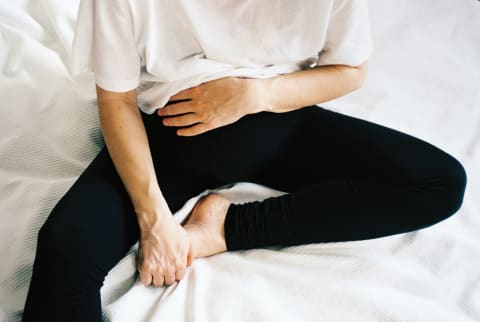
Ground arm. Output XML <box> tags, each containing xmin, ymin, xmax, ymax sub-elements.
<box><xmin>96</xmin><ymin>85</ymin><xmax>168</xmax><ymax>228</ymax></box>
<box><xmin>96</xmin><ymin>86</ymin><xmax>193</xmax><ymax>287</ymax></box>
<box><xmin>255</xmin><ymin>59</ymin><xmax>369</xmax><ymax>113</ymax></box>
<box><xmin>97</xmin><ymin>86</ymin><xmax>170</xmax><ymax>225</ymax></box>
<box><xmin>158</xmin><ymin>60</ymin><xmax>368</xmax><ymax>136</ymax></box>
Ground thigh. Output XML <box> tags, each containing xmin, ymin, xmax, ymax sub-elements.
<box><xmin>249</xmin><ymin>105</ymin><xmax>461</xmax><ymax>191</ymax></box>
<box><xmin>141</xmin><ymin>107</ymin><xmax>306</xmax><ymax>187</ymax></box>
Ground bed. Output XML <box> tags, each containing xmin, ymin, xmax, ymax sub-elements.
<box><xmin>1</xmin><ymin>0</ymin><xmax>479</xmax><ymax>321</ymax></box>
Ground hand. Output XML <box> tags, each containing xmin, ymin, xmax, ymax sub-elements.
<box><xmin>136</xmin><ymin>216</ymin><xmax>194</xmax><ymax>287</ymax></box>
<box><xmin>157</xmin><ymin>77</ymin><xmax>262</xmax><ymax>136</ymax></box>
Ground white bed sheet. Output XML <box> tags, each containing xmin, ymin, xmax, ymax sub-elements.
<box><xmin>1</xmin><ymin>0</ymin><xmax>479</xmax><ymax>321</ymax></box>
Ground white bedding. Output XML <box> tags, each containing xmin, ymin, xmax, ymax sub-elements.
<box><xmin>1</xmin><ymin>0</ymin><xmax>479</xmax><ymax>321</ymax></box>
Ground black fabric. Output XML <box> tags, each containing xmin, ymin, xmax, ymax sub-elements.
<box><xmin>22</xmin><ymin>105</ymin><xmax>467</xmax><ymax>321</ymax></box>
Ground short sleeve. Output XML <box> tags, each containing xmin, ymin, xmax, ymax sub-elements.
<box><xmin>317</xmin><ymin>0</ymin><xmax>373</xmax><ymax>67</ymax></box>
<box><xmin>70</xmin><ymin>0</ymin><xmax>141</xmax><ymax>92</ymax></box>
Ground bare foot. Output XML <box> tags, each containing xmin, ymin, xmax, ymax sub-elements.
<box><xmin>182</xmin><ymin>193</ymin><xmax>231</xmax><ymax>259</ymax></box>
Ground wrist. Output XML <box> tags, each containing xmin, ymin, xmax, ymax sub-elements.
<box><xmin>250</xmin><ymin>77</ymin><xmax>274</xmax><ymax>113</ymax></box>
<box><xmin>135</xmin><ymin>200</ymin><xmax>173</xmax><ymax>233</ymax></box>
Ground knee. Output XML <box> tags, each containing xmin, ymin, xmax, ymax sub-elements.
<box><xmin>430</xmin><ymin>154</ymin><xmax>467</xmax><ymax>220</ymax></box>
<box><xmin>442</xmin><ymin>154</ymin><xmax>467</xmax><ymax>213</ymax></box>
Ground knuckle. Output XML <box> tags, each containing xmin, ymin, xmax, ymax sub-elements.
<box><xmin>156</xmin><ymin>262</ymin><xmax>165</xmax><ymax>272</ymax></box>
<box><xmin>143</xmin><ymin>262</ymin><xmax>154</xmax><ymax>271</ymax></box>
<box><xmin>161</xmin><ymin>266</ymin><xmax>171</xmax><ymax>277</ymax></box>
<box><xmin>168</xmin><ymin>264</ymin><xmax>178</xmax><ymax>275</ymax></box>
<box><xmin>174</xmin><ymin>259</ymin><xmax>184</xmax><ymax>269</ymax></box>
<box><xmin>174</xmin><ymin>268</ymin><xmax>184</xmax><ymax>278</ymax></box>
<box><xmin>176</xmin><ymin>271</ymin><xmax>185</xmax><ymax>281</ymax></box>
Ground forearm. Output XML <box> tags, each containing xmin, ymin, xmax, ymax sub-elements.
<box><xmin>97</xmin><ymin>88</ymin><xmax>171</xmax><ymax>231</ymax></box>
<box><xmin>254</xmin><ymin>62</ymin><xmax>368</xmax><ymax>113</ymax></box>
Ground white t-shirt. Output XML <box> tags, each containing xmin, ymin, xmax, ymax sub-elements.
<box><xmin>70</xmin><ymin>0</ymin><xmax>373</xmax><ymax>114</ymax></box>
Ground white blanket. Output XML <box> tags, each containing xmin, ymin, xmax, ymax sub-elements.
<box><xmin>1</xmin><ymin>0</ymin><xmax>479</xmax><ymax>321</ymax></box>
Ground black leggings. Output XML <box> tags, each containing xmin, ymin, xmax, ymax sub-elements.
<box><xmin>22</xmin><ymin>105</ymin><xmax>467</xmax><ymax>321</ymax></box>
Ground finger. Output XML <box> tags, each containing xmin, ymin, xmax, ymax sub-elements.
<box><xmin>177</xmin><ymin>122</ymin><xmax>212</xmax><ymax>136</ymax></box>
<box><xmin>162</xmin><ymin>113</ymin><xmax>201</xmax><ymax>127</ymax></box>
<box><xmin>163</xmin><ymin>266</ymin><xmax>176</xmax><ymax>286</ymax></box>
<box><xmin>138</xmin><ymin>267</ymin><xmax>153</xmax><ymax>286</ymax></box>
<box><xmin>157</xmin><ymin>101</ymin><xmax>193</xmax><ymax>117</ymax></box>
<box><xmin>165</xmin><ymin>98</ymin><xmax>190</xmax><ymax>106</ymax></box>
<box><xmin>175</xmin><ymin>265</ymin><xmax>186</xmax><ymax>281</ymax></box>
<box><xmin>169</xmin><ymin>87</ymin><xmax>197</xmax><ymax>101</ymax></box>
<box><xmin>152</xmin><ymin>267</ymin><xmax>165</xmax><ymax>287</ymax></box>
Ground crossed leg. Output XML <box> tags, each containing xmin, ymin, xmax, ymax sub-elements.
<box><xmin>145</xmin><ymin>104</ymin><xmax>466</xmax><ymax>252</ymax></box>
<box><xmin>22</xmin><ymin>105</ymin><xmax>467</xmax><ymax>321</ymax></box>
<box><xmin>219</xmin><ymin>106</ymin><xmax>467</xmax><ymax>250</ymax></box>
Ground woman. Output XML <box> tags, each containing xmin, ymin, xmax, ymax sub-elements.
<box><xmin>22</xmin><ymin>0</ymin><xmax>467</xmax><ymax>321</ymax></box>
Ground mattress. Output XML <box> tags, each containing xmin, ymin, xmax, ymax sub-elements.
<box><xmin>0</xmin><ymin>0</ymin><xmax>479</xmax><ymax>321</ymax></box>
